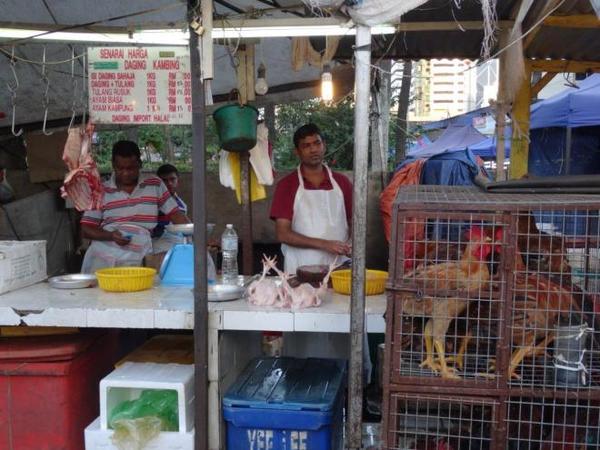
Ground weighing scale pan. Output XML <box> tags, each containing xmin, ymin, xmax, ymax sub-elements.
<box><xmin>49</xmin><ymin>274</ymin><xmax>97</xmax><ymax>289</ymax></box>
<box><xmin>165</xmin><ymin>223</ymin><xmax>215</xmax><ymax>236</ymax></box>
<box><xmin>208</xmin><ymin>283</ymin><xmax>245</xmax><ymax>302</ymax></box>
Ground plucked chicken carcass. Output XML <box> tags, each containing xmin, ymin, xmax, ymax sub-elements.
<box><xmin>266</xmin><ymin>258</ymin><xmax>338</xmax><ymax>310</ymax></box>
<box><xmin>401</xmin><ymin>225</ymin><xmax>495</xmax><ymax>379</ymax></box>
<box><xmin>60</xmin><ymin>123</ymin><xmax>104</xmax><ymax>211</ymax></box>
<box><xmin>247</xmin><ymin>255</ymin><xmax>286</xmax><ymax>307</ymax></box>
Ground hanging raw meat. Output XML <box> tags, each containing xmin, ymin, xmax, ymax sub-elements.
<box><xmin>60</xmin><ymin>124</ymin><xmax>104</xmax><ymax>211</ymax></box>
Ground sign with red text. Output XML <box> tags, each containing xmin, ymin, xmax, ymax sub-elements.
<box><xmin>88</xmin><ymin>47</ymin><xmax>191</xmax><ymax>125</ymax></box>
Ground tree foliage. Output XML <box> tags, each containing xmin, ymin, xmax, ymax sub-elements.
<box><xmin>273</xmin><ymin>98</ymin><xmax>355</xmax><ymax>170</ymax></box>
<box><xmin>93</xmin><ymin>97</ymin><xmax>358</xmax><ymax>172</ymax></box>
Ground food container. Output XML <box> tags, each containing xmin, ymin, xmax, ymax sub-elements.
<box><xmin>330</xmin><ymin>269</ymin><xmax>388</xmax><ymax>295</ymax></box>
<box><xmin>95</xmin><ymin>267</ymin><xmax>156</xmax><ymax>292</ymax></box>
<box><xmin>296</xmin><ymin>264</ymin><xmax>330</xmax><ymax>287</ymax></box>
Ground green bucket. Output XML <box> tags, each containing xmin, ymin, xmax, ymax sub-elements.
<box><xmin>212</xmin><ymin>104</ymin><xmax>259</xmax><ymax>152</ymax></box>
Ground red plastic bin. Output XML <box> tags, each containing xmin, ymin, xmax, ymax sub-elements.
<box><xmin>0</xmin><ymin>330</ymin><xmax>119</xmax><ymax>450</ymax></box>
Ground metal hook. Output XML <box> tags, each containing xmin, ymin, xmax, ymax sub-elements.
<box><xmin>6</xmin><ymin>47</ymin><xmax>23</xmax><ymax>137</ymax></box>
<box><xmin>80</xmin><ymin>51</ymin><xmax>87</xmax><ymax>126</ymax></box>
<box><xmin>68</xmin><ymin>48</ymin><xmax>78</xmax><ymax>132</ymax></box>
<box><xmin>41</xmin><ymin>46</ymin><xmax>53</xmax><ymax>136</ymax></box>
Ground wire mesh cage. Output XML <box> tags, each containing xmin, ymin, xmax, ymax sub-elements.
<box><xmin>506</xmin><ymin>397</ymin><xmax>600</xmax><ymax>449</ymax></box>
<box><xmin>383</xmin><ymin>392</ymin><xmax>498</xmax><ymax>450</ymax></box>
<box><xmin>386</xmin><ymin>186</ymin><xmax>600</xmax><ymax>388</ymax></box>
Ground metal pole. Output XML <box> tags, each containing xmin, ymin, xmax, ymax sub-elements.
<box><xmin>240</xmin><ymin>151</ymin><xmax>253</xmax><ymax>275</ymax></box>
<box><xmin>347</xmin><ymin>24</ymin><xmax>371</xmax><ymax>450</ymax></box>
<box><xmin>189</xmin><ymin>2</ymin><xmax>208</xmax><ymax>449</ymax></box>
<box><xmin>565</xmin><ymin>127</ymin><xmax>572</xmax><ymax>175</ymax></box>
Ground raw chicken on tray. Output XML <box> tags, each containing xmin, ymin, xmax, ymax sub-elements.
<box><xmin>60</xmin><ymin>123</ymin><xmax>104</xmax><ymax>211</ymax></box>
<box><xmin>246</xmin><ymin>255</ymin><xmax>338</xmax><ymax>309</ymax></box>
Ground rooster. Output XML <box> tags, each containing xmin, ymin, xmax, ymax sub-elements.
<box><xmin>401</xmin><ymin>225</ymin><xmax>494</xmax><ymax>379</ymax></box>
<box><xmin>516</xmin><ymin>212</ymin><xmax>571</xmax><ymax>278</ymax></box>
<box><xmin>490</xmin><ymin>228</ymin><xmax>585</xmax><ymax>379</ymax></box>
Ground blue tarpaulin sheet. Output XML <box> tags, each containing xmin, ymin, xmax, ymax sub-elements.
<box><xmin>399</xmin><ymin>125</ymin><xmax>484</xmax><ymax>186</ymax></box>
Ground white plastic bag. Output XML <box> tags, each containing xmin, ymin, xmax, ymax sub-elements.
<box><xmin>249</xmin><ymin>123</ymin><xmax>274</xmax><ymax>186</ymax></box>
<box><xmin>219</xmin><ymin>150</ymin><xmax>235</xmax><ymax>189</ymax></box>
<box><xmin>81</xmin><ymin>224</ymin><xmax>153</xmax><ymax>273</ymax></box>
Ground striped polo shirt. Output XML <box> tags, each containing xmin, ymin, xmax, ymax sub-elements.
<box><xmin>81</xmin><ymin>174</ymin><xmax>179</xmax><ymax>231</ymax></box>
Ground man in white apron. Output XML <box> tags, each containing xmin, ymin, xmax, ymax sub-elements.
<box><xmin>270</xmin><ymin>123</ymin><xmax>352</xmax><ymax>273</ymax></box>
<box><xmin>270</xmin><ymin>124</ymin><xmax>372</xmax><ymax>382</ymax></box>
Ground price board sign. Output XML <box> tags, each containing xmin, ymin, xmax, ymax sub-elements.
<box><xmin>88</xmin><ymin>47</ymin><xmax>192</xmax><ymax>125</ymax></box>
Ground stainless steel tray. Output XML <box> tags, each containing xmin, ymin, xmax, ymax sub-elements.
<box><xmin>165</xmin><ymin>223</ymin><xmax>215</xmax><ymax>236</ymax></box>
<box><xmin>207</xmin><ymin>283</ymin><xmax>245</xmax><ymax>302</ymax></box>
<box><xmin>49</xmin><ymin>274</ymin><xmax>97</xmax><ymax>289</ymax></box>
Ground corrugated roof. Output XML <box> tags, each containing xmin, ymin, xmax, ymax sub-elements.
<box><xmin>0</xmin><ymin>0</ymin><xmax>598</xmax><ymax>130</ymax></box>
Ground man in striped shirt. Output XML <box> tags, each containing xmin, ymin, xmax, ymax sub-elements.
<box><xmin>81</xmin><ymin>141</ymin><xmax>189</xmax><ymax>246</ymax></box>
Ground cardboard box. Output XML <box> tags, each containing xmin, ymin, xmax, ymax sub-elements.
<box><xmin>0</xmin><ymin>241</ymin><xmax>47</xmax><ymax>295</ymax></box>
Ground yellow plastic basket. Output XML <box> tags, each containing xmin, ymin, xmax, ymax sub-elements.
<box><xmin>95</xmin><ymin>267</ymin><xmax>156</xmax><ymax>292</ymax></box>
<box><xmin>330</xmin><ymin>269</ymin><xmax>388</xmax><ymax>295</ymax></box>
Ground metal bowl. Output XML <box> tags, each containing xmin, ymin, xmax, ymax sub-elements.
<box><xmin>208</xmin><ymin>283</ymin><xmax>245</xmax><ymax>302</ymax></box>
<box><xmin>49</xmin><ymin>274</ymin><xmax>97</xmax><ymax>289</ymax></box>
<box><xmin>165</xmin><ymin>223</ymin><xmax>216</xmax><ymax>237</ymax></box>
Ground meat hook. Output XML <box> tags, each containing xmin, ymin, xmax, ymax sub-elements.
<box><xmin>41</xmin><ymin>46</ymin><xmax>53</xmax><ymax>136</ymax></box>
<box><xmin>6</xmin><ymin>47</ymin><xmax>23</xmax><ymax>137</ymax></box>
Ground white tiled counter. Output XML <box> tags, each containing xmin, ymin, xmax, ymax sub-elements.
<box><xmin>0</xmin><ymin>282</ymin><xmax>386</xmax><ymax>449</ymax></box>
<box><xmin>0</xmin><ymin>282</ymin><xmax>386</xmax><ymax>333</ymax></box>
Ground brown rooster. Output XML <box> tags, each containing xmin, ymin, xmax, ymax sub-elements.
<box><xmin>401</xmin><ymin>225</ymin><xmax>494</xmax><ymax>379</ymax></box>
<box><xmin>508</xmin><ymin>253</ymin><xmax>584</xmax><ymax>379</ymax></box>
<box><xmin>493</xmin><ymin>228</ymin><xmax>584</xmax><ymax>379</ymax></box>
<box><xmin>516</xmin><ymin>212</ymin><xmax>571</xmax><ymax>278</ymax></box>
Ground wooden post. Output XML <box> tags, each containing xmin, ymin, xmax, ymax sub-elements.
<box><xmin>509</xmin><ymin>61</ymin><xmax>532</xmax><ymax>180</ymax></box>
<box><xmin>235</xmin><ymin>44</ymin><xmax>255</xmax><ymax>275</ymax></box>
<box><xmin>371</xmin><ymin>59</ymin><xmax>391</xmax><ymax>177</ymax></box>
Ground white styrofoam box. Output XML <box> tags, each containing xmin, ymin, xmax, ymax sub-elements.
<box><xmin>100</xmin><ymin>362</ymin><xmax>194</xmax><ymax>433</ymax></box>
<box><xmin>0</xmin><ymin>240</ymin><xmax>46</xmax><ymax>294</ymax></box>
<box><xmin>85</xmin><ymin>416</ymin><xmax>194</xmax><ymax>450</ymax></box>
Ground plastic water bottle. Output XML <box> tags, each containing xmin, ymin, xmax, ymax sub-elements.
<box><xmin>221</xmin><ymin>224</ymin><xmax>239</xmax><ymax>284</ymax></box>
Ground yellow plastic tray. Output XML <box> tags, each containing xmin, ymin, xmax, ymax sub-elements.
<box><xmin>330</xmin><ymin>269</ymin><xmax>388</xmax><ymax>295</ymax></box>
<box><xmin>95</xmin><ymin>267</ymin><xmax>156</xmax><ymax>292</ymax></box>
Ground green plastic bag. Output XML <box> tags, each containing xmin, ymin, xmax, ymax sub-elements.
<box><xmin>109</xmin><ymin>389</ymin><xmax>179</xmax><ymax>450</ymax></box>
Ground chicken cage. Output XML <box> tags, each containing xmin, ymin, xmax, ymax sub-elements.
<box><xmin>384</xmin><ymin>186</ymin><xmax>600</xmax><ymax>391</ymax></box>
<box><xmin>506</xmin><ymin>396</ymin><xmax>600</xmax><ymax>449</ymax></box>
<box><xmin>383</xmin><ymin>391</ymin><xmax>499</xmax><ymax>450</ymax></box>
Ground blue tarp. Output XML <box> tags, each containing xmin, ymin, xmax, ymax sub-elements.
<box><xmin>529</xmin><ymin>126</ymin><xmax>600</xmax><ymax>176</ymax></box>
<box><xmin>400</xmin><ymin>125</ymin><xmax>485</xmax><ymax>187</ymax></box>
<box><xmin>420</xmin><ymin>106</ymin><xmax>493</xmax><ymax>131</ymax></box>
<box><xmin>468</xmin><ymin>128</ymin><xmax>512</xmax><ymax>159</ymax></box>
<box><xmin>407</xmin><ymin>124</ymin><xmax>487</xmax><ymax>159</ymax></box>
<box><xmin>531</xmin><ymin>74</ymin><xmax>600</xmax><ymax>129</ymax></box>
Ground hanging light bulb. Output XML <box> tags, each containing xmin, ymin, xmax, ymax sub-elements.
<box><xmin>254</xmin><ymin>63</ymin><xmax>269</xmax><ymax>96</ymax></box>
<box><xmin>321</xmin><ymin>64</ymin><xmax>333</xmax><ymax>102</ymax></box>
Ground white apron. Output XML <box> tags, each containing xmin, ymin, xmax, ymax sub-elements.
<box><xmin>282</xmin><ymin>165</ymin><xmax>349</xmax><ymax>273</ymax></box>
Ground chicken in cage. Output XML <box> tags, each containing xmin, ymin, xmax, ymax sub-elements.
<box><xmin>507</xmin><ymin>397</ymin><xmax>600</xmax><ymax>450</ymax></box>
<box><xmin>384</xmin><ymin>393</ymin><xmax>495</xmax><ymax>450</ymax></box>
<box><xmin>390</xmin><ymin>216</ymin><xmax>505</xmax><ymax>381</ymax></box>
<box><xmin>387</xmin><ymin>186</ymin><xmax>600</xmax><ymax>385</ymax></box>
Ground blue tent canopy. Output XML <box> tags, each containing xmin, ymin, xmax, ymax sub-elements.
<box><xmin>468</xmin><ymin>128</ymin><xmax>512</xmax><ymax>159</ymax></box>
<box><xmin>531</xmin><ymin>74</ymin><xmax>600</xmax><ymax>129</ymax></box>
